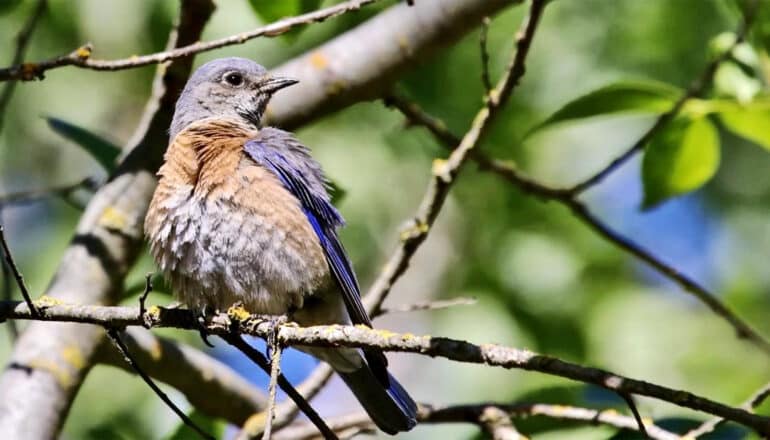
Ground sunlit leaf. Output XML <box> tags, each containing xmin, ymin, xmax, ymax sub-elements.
<box><xmin>719</xmin><ymin>107</ymin><xmax>770</xmax><ymax>151</ymax></box>
<box><xmin>642</xmin><ymin>117</ymin><xmax>720</xmax><ymax>209</ymax></box>
<box><xmin>47</xmin><ymin>117</ymin><xmax>120</xmax><ymax>173</ymax></box>
<box><xmin>530</xmin><ymin>80</ymin><xmax>681</xmax><ymax>134</ymax></box>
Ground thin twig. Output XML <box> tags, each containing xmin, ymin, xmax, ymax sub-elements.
<box><xmin>566</xmin><ymin>0</ymin><xmax>760</xmax><ymax>195</ymax></box>
<box><xmin>686</xmin><ymin>381</ymin><xmax>770</xmax><ymax>438</ymax></box>
<box><xmin>264</xmin><ymin>338</ymin><xmax>283</xmax><ymax>440</ymax></box>
<box><xmin>263</xmin><ymin>364</ymin><xmax>336</xmax><ymax>436</ymax></box>
<box><xmin>566</xmin><ymin>200</ymin><xmax>770</xmax><ymax>353</ymax></box>
<box><xmin>273</xmin><ymin>402</ymin><xmax>681</xmax><ymax>440</ymax></box>
<box><xmin>364</xmin><ymin>0</ymin><xmax>548</xmax><ymax>314</ymax></box>
<box><xmin>0</xmin><ymin>0</ymin><xmax>384</xmax><ymax>82</ymax></box>
<box><xmin>422</xmin><ymin>402</ymin><xmax>680</xmax><ymax>440</ymax></box>
<box><xmin>620</xmin><ymin>393</ymin><xmax>648</xmax><ymax>438</ymax></box>
<box><xmin>105</xmin><ymin>328</ymin><xmax>214</xmax><ymax>440</ymax></box>
<box><xmin>4</xmin><ymin>302</ymin><xmax>770</xmax><ymax>436</ymax></box>
<box><xmin>95</xmin><ymin>327</ymin><xmax>268</xmax><ymax>426</ymax></box>
<box><xmin>0</xmin><ymin>178</ymin><xmax>96</xmax><ymax>206</ymax></box>
<box><xmin>479</xmin><ymin>16</ymin><xmax>493</xmax><ymax>95</ymax></box>
<box><xmin>376</xmin><ymin>296</ymin><xmax>477</xmax><ymax>315</ymax></box>
<box><xmin>0</xmin><ymin>226</ymin><xmax>38</xmax><ymax>316</ymax></box>
<box><xmin>478</xmin><ymin>406</ymin><xmax>528</xmax><ymax>439</ymax></box>
<box><xmin>384</xmin><ymin>91</ymin><xmax>770</xmax><ymax>354</ymax></box>
<box><xmin>0</xmin><ymin>0</ymin><xmax>47</xmax><ymax>131</ymax></box>
<box><xmin>0</xmin><ymin>206</ymin><xmax>16</xmax><ymax>341</ymax></box>
<box><xmin>138</xmin><ymin>273</ymin><xmax>153</xmax><ymax>326</ymax></box>
<box><xmin>222</xmin><ymin>333</ymin><xmax>339</xmax><ymax>440</ymax></box>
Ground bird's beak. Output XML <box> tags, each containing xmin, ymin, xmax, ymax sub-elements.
<box><xmin>260</xmin><ymin>76</ymin><xmax>299</xmax><ymax>94</ymax></box>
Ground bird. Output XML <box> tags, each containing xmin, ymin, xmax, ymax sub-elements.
<box><xmin>144</xmin><ymin>57</ymin><xmax>417</xmax><ymax>435</ymax></box>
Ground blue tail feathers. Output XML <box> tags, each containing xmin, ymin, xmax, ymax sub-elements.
<box><xmin>338</xmin><ymin>365</ymin><xmax>417</xmax><ymax>435</ymax></box>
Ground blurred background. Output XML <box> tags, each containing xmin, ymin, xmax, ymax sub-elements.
<box><xmin>1</xmin><ymin>0</ymin><xmax>770</xmax><ymax>438</ymax></box>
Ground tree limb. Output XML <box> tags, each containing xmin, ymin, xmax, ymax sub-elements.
<box><xmin>364</xmin><ymin>0</ymin><xmax>546</xmax><ymax>314</ymax></box>
<box><xmin>266</xmin><ymin>0</ymin><xmax>521</xmax><ymax>130</ymax></box>
<box><xmin>384</xmin><ymin>89</ymin><xmax>770</xmax><ymax>354</ymax></box>
<box><xmin>0</xmin><ymin>0</ymin><xmax>385</xmax><ymax>82</ymax></box>
<box><xmin>2</xmin><ymin>301</ymin><xmax>769</xmax><ymax>435</ymax></box>
<box><xmin>0</xmin><ymin>0</ymin><xmax>47</xmax><ymax>130</ymax></box>
<box><xmin>273</xmin><ymin>400</ymin><xmax>683</xmax><ymax>440</ymax></box>
<box><xmin>0</xmin><ymin>1</ymin><xmax>216</xmax><ymax>437</ymax></box>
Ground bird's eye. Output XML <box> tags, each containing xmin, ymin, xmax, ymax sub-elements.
<box><xmin>224</xmin><ymin>72</ymin><xmax>244</xmax><ymax>86</ymax></box>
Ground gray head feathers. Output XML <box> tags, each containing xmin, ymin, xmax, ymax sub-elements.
<box><xmin>169</xmin><ymin>57</ymin><xmax>297</xmax><ymax>140</ymax></box>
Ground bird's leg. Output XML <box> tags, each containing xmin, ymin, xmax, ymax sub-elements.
<box><xmin>264</xmin><ymin>314</ymin><xmax>288</xmax><ymax>359</ymax></box>
<box><xmin>195</xmin><ymin>305</ymin><xmax>216</xmax><ymax>348</ymax></box>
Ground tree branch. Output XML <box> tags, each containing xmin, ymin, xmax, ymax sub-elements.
<box><xmin>222</xmin><ymin>333</ymin><xmax>338</xmax><ymax>440</ymax></box>
<box><xmin>236</xmin><ymin>296</ymin><xmax>477</xmax><ymax>437</ymax></box>
<box><xmin>477</xmin><ymin>406</ymin><xmax>529</xmax><ymax>440</ymax></box>
<box><xmin>364</xmin><ymin>0</ymin><xmax>547</xmax><ymax>314</ymax></box>
<box><xmin>2</xmin><ymin>301</ymin><xmax>769</xmax><ymax>435</ymax></box>
<box><xmin>421</xmin><ymin>402</ymin><xmax>679</xmax><ymax>440</ymax></box>
<box><xmin>0</xmin><ymin>1</ymin><xmax>216</xmax><ymax>437</ymax></box>
<box><xmin>0</xmin><ymin>177</ymin><xmax>97</xmax><ymax>206</ymax></box>
<box><xmin>0</xmin><ymin>0</ymin><xmax>47</xmax><ymax>130</ymax></box>
<box><xmin>384</xmin><ymin>91</ymin><xmax>770</xmax><ymax>354</ymax></box>
<box><xmin>0</xmin><ymin>226</ymin><xmax>38</xmax><ymax>316</ymax></box>
<box><xmin>0</xmin><ymin>0</ymin><xmax>385</xmax><ymax>82</ymax></box>
<box><xmin>244</xmin><ymin>401</ymin><xmax>687</xmax><ymax>440</ymax></box>
<box><xmin>685</xmin><ymin>380</ymin><xmax>770</xmax><ymax>438</ymax></box>
<box><xmin>265</xmin><ymin>0</ymin><xmax>521</xmax><ymax>130</ymax></box>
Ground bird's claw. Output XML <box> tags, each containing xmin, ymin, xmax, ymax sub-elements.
<box><xmin>264</xmin><ymin>314</ymin><xmax>288</xmax><ymax>358</ymax></box>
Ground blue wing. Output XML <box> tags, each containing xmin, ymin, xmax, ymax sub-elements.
<box><xmin>244</xmin><ymin>138</ymin><xmax>373</xmax><ymax>330</ymax></box>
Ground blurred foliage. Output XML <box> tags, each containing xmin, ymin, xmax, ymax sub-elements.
<box><xmin>46</xmin><ymin>117</ymin><xmax>120</xmax><ymax>173</ymax></box>
<box><xmin>2</xmin><ymin>0</ymin><xmax>770</xmax><ymax>439</ymax></box>
<box><xmin>247</xmin><ymin>0</ymin><xmax>321</xmax><ymax>24</ymax></box>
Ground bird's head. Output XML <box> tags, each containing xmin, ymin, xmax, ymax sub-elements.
<box><xmin>170</xmin><ymin>57</ymin><xmax>297</xmax><ymax>139</ymax></box>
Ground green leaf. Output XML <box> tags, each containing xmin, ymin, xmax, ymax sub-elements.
<box><xmin>163</xmin><ymin>411</ymin><xmax>224</xmax><ymax>440</ymax></box>
<box><xmin>530</xmin><ymin>80</ymin><xmax>682</xmax><ymax>134</ymax></box>
<box><xmin>247</xmin><ymin>0</ymin><xmax>322</xmax><ymax>26</ymax></box>
<box><xmin>47</xmin><ymin>117</ymin><xmax>120</xmax><ymax>173</ymax></box>
<box><xmin>719</xmin><ymin>107</ymin><xmax>770</xmax><ymax>151</ymax></box>
<box><xmin>642</xmin><ymin>117</ymin><xmax>720</xmax><ymax>209</ymax></box>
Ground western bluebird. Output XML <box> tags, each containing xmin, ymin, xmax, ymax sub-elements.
<box><xmin>145</xmin><ymin>57</ymin><xmax>417</xmax><ymax>434</ymax></box>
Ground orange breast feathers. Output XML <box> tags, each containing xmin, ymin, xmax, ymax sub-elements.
<box><xmin>156</xmin><ymin>117</ymin><xmax>255</xmax><ymax>190</ymax></box>
<box><xmin>145</xmin><ymin>118</ymin><xmax>329</xmax><ymax>314</ymax></box>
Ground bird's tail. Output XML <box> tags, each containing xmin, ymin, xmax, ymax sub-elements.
<box><xmin>337</xmin><ymin>363</ymin><xmax>418</xmax><ymax>435</ymax></box>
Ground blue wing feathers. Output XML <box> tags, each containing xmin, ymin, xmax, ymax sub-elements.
<box><xmin>244</xmin><ymin>138</ymin><xmax>373</xmax><ymax>330</ymax></box>
<box><xmin>245</xmin><ymin>135</ymin><xmax>416</xmax><ymax>432</ymax></box>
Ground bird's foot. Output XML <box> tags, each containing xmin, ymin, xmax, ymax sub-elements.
<box><xmin>263</xmin><ymin>314</ymin><xmax>288</xmax><ymax>358</ymax></box>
